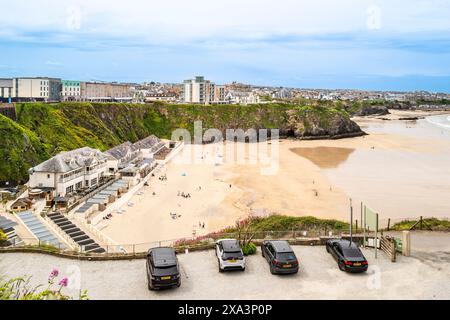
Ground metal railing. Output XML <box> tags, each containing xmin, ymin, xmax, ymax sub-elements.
<box><xmin>2</xmin><ymin>237</ymin><xmax>73</xmax><ymax>252</ymax></box>
<box><xmin>4</xmin><ymin>215</ymin><xmax>446</xmax><ymax>257</ymax></box>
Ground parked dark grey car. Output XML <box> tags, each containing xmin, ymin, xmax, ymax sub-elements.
<box><xmin>261</xmin><ymin>240</ymin><xmax>299</xmax><ymax>275</ymax></box>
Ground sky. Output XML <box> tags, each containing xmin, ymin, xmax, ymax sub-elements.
<box><xmin>0</xmin><ymin>0</ymin><xmax>449</xmax><ymax>92</ymax></box>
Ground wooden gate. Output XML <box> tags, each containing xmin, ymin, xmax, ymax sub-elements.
<box><xmin>380</xmin><ymin>235</ymin><xmax>396</xmax><ymax>262</ymax></box>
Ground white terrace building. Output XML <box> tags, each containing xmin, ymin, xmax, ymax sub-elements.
<box><xmin>105</xmin><ymin>141</ymin><xmax>140</xmax><ymax>171</ymax></box>
<box><xmin>132</xmin><ymin>135</ymin><xmax>165</xmax><ymax>159</ymax></box>
<box><xmin>28</xmin><ymin>147</ymin><xmax>111</xmax><ymax>198</ymax></box>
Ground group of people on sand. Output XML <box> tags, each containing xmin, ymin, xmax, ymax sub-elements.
<box><xmin>170</xmin><ymin>212</ymin><xmax>181</xmax><ymax>220</ymax></box>
<box><xmin>102</xmin><ymin>213</ymin><xmax>113</xmax><ymax>220</ymax></box>
<box><xmin>198</xmin><ymin>221</ymin><xmax>206</xmax><ymax>229</ymax></box>
<box><xmin>159</xmin><ymin>174</ymin><xmax>167</xmax><ymax>181</ymax></box>
<box><xmin>177</xmin><ymin>191</ymin><xmax>191</xmax><ymax>198</ymax></box>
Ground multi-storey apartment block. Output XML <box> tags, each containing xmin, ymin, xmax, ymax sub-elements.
<box><xmin>12</xmin><ymin>77</ymin><xmax>62</xmax><ymax>102</ymax></box>
<box><xmin>183</xmin><ymin>76</ymin><xmax>226</xmax><ymax>104</ymax></box>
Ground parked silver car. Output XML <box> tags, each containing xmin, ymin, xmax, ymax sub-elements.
<box><xmin>215</xmin><ymin>239</ymin><xmax>246</xmax><ymax>272</ymax></box>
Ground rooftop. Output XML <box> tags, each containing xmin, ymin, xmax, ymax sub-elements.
<box><xmin>31</xmin><ymin>147</ymin><xmax>108</xmax><ymax>174</ymax></box>
<box><xmin>270</xmin><ymin>240</ymin><xmax>293</xmax><ymax>252</ymax></box>
<box><xmin>105</xmin><ymin>142</ymin><xmax>137</xmax><ymax>160</ymax></box>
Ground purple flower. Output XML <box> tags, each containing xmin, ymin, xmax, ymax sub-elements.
<box><xmin>48</xmin><ymin>268</ymin><xmax>59</xmax><ymax>281</ymax></box>
<box><xmin>58</xmin><ymin>277</ymin><xmax>69</xmax><ymax>287</ymax></box>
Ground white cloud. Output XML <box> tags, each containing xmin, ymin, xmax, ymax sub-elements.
<box><xmin>0</xmin><ymin>0</ymin><xmax>449</xmax><ymax>44</ymax></box>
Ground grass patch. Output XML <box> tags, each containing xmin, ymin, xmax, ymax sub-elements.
<box><xmin>390</xmin><ymin>218</ymin><xmax>450</xmax><ymax>231</ymax></box>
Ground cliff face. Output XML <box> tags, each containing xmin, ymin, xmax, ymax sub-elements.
<box><xmin>2</xmin><ymin>102</ymin><xmax>364</xmax><ymax>184</ymax></box>
<box><xmin>285</xmin><ymin>106</ymin><xmax>363</xmax><ymax>139</ymax></box>
<box><xmin>352</xmin><ymin>104</ymin><xmax>390</xmax><ymax>116</ymax></box>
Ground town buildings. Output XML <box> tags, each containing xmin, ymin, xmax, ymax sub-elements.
<box><xmin>1</xmin><ymin>75</ymin><xmax>449</xmax><ymax>104</ymax></box>
<box><xmin>144</xmin><ymin>93</ymin><xmax>178</xmax><ymax>103</ymax></box>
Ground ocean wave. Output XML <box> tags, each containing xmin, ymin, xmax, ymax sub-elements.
<box><xmin>426</xmin><ymin>114</ymin><xmax>450</xmax><ymax>129</ymax></box>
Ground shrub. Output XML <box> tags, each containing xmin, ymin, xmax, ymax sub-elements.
<box><xmin>241</xmin><ymin>242</ymin><xmax>257</xmax><ymax>256</ymax></box>
<box><xmin>0</xmin><ymin>229</ymin><xmax>8</xmax><ymax>247</ymax></box>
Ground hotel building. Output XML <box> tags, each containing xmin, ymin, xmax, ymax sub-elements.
<box><xmin>28</xmin><ymin>147</ymin><xmax>111</xmax><ymax>198</ymax></box>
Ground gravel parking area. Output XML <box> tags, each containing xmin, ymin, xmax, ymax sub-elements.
<box><xmin>1</xmin><ymin>244</ymin><xmax>449</xmax><ymax>300</ymax></box>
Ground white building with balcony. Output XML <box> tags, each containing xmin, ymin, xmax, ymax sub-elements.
<box><xmin>28</xmin><ymin>147</ymin><xmax>110</xmax><ymax>198</ymax></box>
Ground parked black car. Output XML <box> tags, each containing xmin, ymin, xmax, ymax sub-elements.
<box><xmin>261</xmin><ymin>240</ymin><xmax>299</xmax><ymax>274</ymax></box>
<box><xmin>326</xmin><ymin>239</ymin><xmax>368</xmax><ymax>273</ymax></box>
<box><xmin>146</xmin><ymin>247</ymin><xmax>181</xmax><ymax>290</ymax></box>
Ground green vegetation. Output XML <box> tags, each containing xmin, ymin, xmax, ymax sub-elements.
<box><xmin>239</xmin><ymin>215</ymin><xmax>349</xmax><ymax>232</ymax></box>
<box><xmin>0</xmin><ymin>269</ymin><xmax>88</xmax><ymax>300</ymax></box>
<box><xmin>390</xmin><ymin>218</ymin><xmax>450</xmax><ymax>231</ymax></box>
<box><xmin>2</xmin><ymin>102</ymin><xmax>361</xmax><ymax>184</ymax></box>
<box><xmin>241</xmin><ymin>242</ymin><xmax>257</xmax><ymax>256</ymax></box>
<box><xmin>0</xmin><ymin>229</ymin><xmax>8</xmax><ymax>246</ymax></box>
<box><xmin>0</xmin><ymin>114</ymin><xmax>49</xmax><ymax>184</ymax></box>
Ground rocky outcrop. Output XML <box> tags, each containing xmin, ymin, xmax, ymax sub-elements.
<box><xmin>284</xmin><ymin>106</ymin><xmax>364</xmax><ymax>139</ymax></box>
<box><xmin>353</xmin><ymin>104</ymin><xmax>390</xmax><ymax>116</ymax></box>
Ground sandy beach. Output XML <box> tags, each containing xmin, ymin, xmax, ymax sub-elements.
<box><xmin>99</xmin><ymin>110</ymin><xmax>450</xmax><ymax>245</ymax></box>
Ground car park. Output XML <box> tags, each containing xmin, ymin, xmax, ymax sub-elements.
<box><xmin>215</xmin><ymin>239</ymin><xmax>246</xmax><ymax>272</ymax></box>
<box><xmin>326</xmin><ymin>239</ymin><xmax>368</xmax><ymax>273</ymax></box>
<box><xmin>261</xmin><ymin>240</ymin><xmax>299</xmax><ymax>274</ymax></box>
<box><xmin>146</xmin><ymin>247</ymin><xmax>181</xmax><ymax>290</ymax></box>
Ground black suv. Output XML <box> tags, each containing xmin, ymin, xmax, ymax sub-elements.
<box><xmin>261</xmin><ymin>240</ymin><xmax>299</xmax><ymax>274</ymax></box>
<box><xmin>146</xmin><ymin>247</ymin><xmax>181</xmax><ymax>290</ymax></box>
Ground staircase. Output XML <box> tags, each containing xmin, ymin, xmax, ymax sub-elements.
<box><xmin>47</xmin><ymin>213</ymin><xmax>105</xmax><ymax>253</ymax></box>
<box><xmin>16</xmin><ymin>211</ymin><xmax>65</xmax><ymax>248</ymax></box>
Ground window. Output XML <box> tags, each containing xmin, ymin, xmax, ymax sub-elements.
<box><xmin>91</xmin><ymin>178</ymin><xmax>98</xmax><ymax>186</ymax></box>
<box><xmin>47</xmin><ymin>174</ymin><xmax>50</xmax><ymax>179</ymax></box>
<box><xmin>267</xmin><ymin>244</ymin><xmax>275</xmax><ymax>255</ymax></box>
<box><xmin>65</xmin><ymin>185</ymin><xmax>74</xmax><ymax>194</ymax></box>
